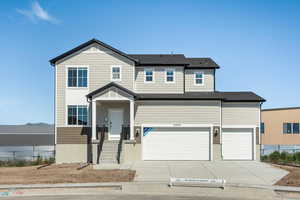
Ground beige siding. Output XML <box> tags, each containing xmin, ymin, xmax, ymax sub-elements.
<box><xmin>135</xmin><ymin>67</ymin><xmax>184</xmax><ymax>93</ymax></box>
<box><xmin>185</xmin><ymin>69</ymin><xmax>214</xmax><ymax>92</ymax></box>
<box><xmin>95</xmin><ymin>87</ymin><xmax>132</xmax><ymax>99</ymax></box>
<box><xmin>56</xmin><ymin>66</ymin><xmax>66</xmax><ymax>127</ymax></box>
<box><xmin>55</xmin><ymin>44</ymin><xmax>135</xmax><ymax>127</ymax></box>
<box><xmin>222</xmin><ymin>102</ymin><xmax>260</xmax><ymax>126</ymax></box>
<box><xmin>135</xmin><ymin>101</ymin><xmax>220</xmax><ymax>126</ymax></box>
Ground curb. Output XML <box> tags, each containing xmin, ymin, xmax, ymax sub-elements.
<box><xmin>0</xmin><ymin>182</ymin><xmax>122</xmax><ymax>190</ymax></box>
<box><xmin>228</xmin><ymin>183</ymin><xmax>300</xmax><ymax>193</ymax></box>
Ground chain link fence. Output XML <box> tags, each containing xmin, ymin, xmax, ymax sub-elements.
<box><xmin>0</xmin><ymin>146</ymin><xmax>55</xmax><ymax>161</ymax></box>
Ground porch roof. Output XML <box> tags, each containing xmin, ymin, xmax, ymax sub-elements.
<box><xmin>86</xmin><ymin>82</ymin><xmax>138</xmax><ymax>100</ymax></box>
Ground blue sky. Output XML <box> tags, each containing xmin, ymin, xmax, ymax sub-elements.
<box><xmin>0</xmin><ymin>0</ymin><xmax>299</xmax><ymax>125</ymax></box>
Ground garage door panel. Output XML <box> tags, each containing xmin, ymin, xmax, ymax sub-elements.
<box><xmin>143</xmin><ymin>127</ymin><xmax>210</xmax><ymax>160</ymax></box>
<box><xmin>222</xmin><ymin>130</ymin><xmax>253</xmax><ymax>160</ymax></box>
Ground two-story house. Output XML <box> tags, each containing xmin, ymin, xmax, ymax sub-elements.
<box><xmin>49</xmin><ymin>39</ymin><xmax>265</xmax><ymax>164</ymax></box>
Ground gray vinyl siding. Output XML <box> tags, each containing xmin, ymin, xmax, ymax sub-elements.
<box><xmin>185</xmin><ymin>69</ymin><xmax>214</xmax><ymax>92</ymax></box>
<box><xmin>222</xmin><ymin>102</ymin><xmax>260</xmax><ymax>126</ymax></box>
<box><xmin>55</xmin><ymin>44</ymin><xmax>135</xmax><ymax>127</ymax></box>
<box><xmin>135</xmin><ymin>101</ymin><xmax>220</xmax><ymax>126</ymax></box>
<box><xmin>135</xmin><ymin>67</ymin><xmax>184</xmax><ymax>93</ymax></box>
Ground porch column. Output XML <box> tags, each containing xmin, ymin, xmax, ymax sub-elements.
<box><xmin>130</xmin><ymin>99</ymin><xmax>134</xmax><ymax>140</ymax></box>
<box><xmin>92</xmin><ymin>100</ymin><xmax>97</xmax><ymax>141</ymax></box>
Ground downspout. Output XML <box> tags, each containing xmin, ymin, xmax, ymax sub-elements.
<box><xmin>86</xmin><ymin>96</ymin><xmax>93</xmax><ymax>163</ymax></box>
<box><xmin>183</xmin><ymin>67</ymin><xmax>186</xmax><ymax>93</ymax></box>
<box><xmin>214</xmin><ymin>69</ymin><xmax>216</xmax><ymax>91</ymax></box>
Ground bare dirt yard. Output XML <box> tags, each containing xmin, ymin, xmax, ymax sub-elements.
<box><xmin>0</xmin><ymin>164</ymin><xmax>135</xmax><ymax>184</ymax></box>
<box><xmin>274</xmin><ymin>164</ymin><xmax>300</xmax><ymax>187</ymax></box>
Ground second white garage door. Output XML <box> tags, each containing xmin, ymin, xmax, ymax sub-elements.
<box><xmin>142</xmin><ymin>127</ymin><xmax>211</xmax><ymax>160</ymax></box>
<box><xmin>222</xmin><ymin>128</ymin><xmax>254</xmax><ymax>160</ymax></box>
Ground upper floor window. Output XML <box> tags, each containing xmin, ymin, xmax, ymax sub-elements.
<box><xmin>261</xmin><ymin>122</ymin><xmax>265</xmax><ymax>134</ymax></box>
<box><xmin>283</xmin><ymin>123</ymin><xmax>292</xmax><ymax>134</ymax></box>
<box><xmin>68</xmin><ymin>67</ymin><xmax>88</xmax><ymax>87</ymax></box>
<box><xmin>111</xmin><ymin>66</ymin><xmax>121</xmax><ymax>81</ymax></box>
<box><xmin>293</xmin><ymin>123</ymin><xmax>299</xmax><ymax>134</ymax></box>
<box><xmin>165</xmin><ymin>69</ymin><xmax>175</xmax><ymax>83</ymax></box>
<box><xmin>283</xmin><ymin>122</ymin><xmax>300</xmax><ymax>134</ymax></box>
<box><xmin>68</xmin><ymin>105</ymin><xmax>88</xmax><ymax>125</ymax></box>
<box><xmin>194</xmin><ymin>71</ymin><xmax>204</xmax><ymax>85</ymax></box>
<box><xmin>144</xmin><ymin>68</ymin><xmax>154</xmax><ymax>83</ymax></box>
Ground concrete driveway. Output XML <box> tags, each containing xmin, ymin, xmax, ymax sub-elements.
<box><xmin>127</xmin><ymin>161</ymin><xmax>288</xmax><ymax>186</ymax></box>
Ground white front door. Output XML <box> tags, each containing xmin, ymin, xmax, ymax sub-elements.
<box><xmin>142</xmin><ymin>127</ymin><xmax>211</xmax><ymax>160</ymax></box>
<box><xmin>108</xmin><ymin>109</ymin><xmax>123</xmax><ymax>140</ymax></box>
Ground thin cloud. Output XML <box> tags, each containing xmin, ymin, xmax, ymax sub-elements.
<box><xmin>17</xmin><ymin>1</ymin><xmax>60</xmax><ymax>24</ymax></box>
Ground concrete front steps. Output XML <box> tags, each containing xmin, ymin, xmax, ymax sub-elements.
<box><xmin>99</xmin><ymin>141</ymin><xmax>120</xmax><ymax>164</ymax></box>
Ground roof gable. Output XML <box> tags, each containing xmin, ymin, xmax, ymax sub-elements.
<box><xmin>86</xmin><ymin>82</ymin><xmax>137</xmax><ymax>100</ymax></box>
<box><xmin>49</xmin><ymin>39</ymin><xmax>138</xmax><ymax>65</ymax></box>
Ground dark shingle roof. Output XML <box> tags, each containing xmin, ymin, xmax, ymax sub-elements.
<box><xmin>49</xmin><ymin>38</ymin><xmax>220</xmax><ymax>68</ymax></box>
<box><xmin>138</xmin><ymin>91</ymin><xmax>265</xmax><ymax>102</ymax></box>
<box><xmin>185</xmin><ymin>58</ymin><xmax>220</xmax><ymax>69</ymax></box>
<box><xmin>128</xmin><ymin>54</ymin><xmax>189</xmax><ymax>65</ymax></box>
<box><xmin>86</xmin><ymin>82</ymin><xmax>137</xmax><ymax>99</ymax></box>
<box><xmin>0</xmin><ymin>124</ymin><xmax>54</xmax><ymax>134</ymax></box>
<box><xmin>86</xmin><ymin>81</ymin><xmax>265</xmax><ymax>102</ymax></box>
<box><xmin>49</xmin><ymin>39</ymin><xmax>138</xmax><ymax>65</ymax></box>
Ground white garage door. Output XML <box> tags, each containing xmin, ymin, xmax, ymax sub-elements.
<box><xmin>142</xmin><ymin>127</ymin><xmax>211</xmax><ymax>160</ymax></box>
<box><xmin>222</xmin><ymin>128</ymin><xmax>253</xmax><ymax>160</ymax></box>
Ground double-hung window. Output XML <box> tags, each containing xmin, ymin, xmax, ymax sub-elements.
<box><xmin>68</xmin><ymin>67</ymin><xmax>88</xmax><ymax>88</ymax></box>
<box><xmin>111</xmin><ymin>66</ymin><xmax>121</xmax><ymax>81</ymax></box>
<box><xmin>144</xmin><ymin>68</ymin><xmax>154</xmax><ymax>83</ymax></box>
<box><xmin>194</xmin><ymin>71</ymin><xmax>204</xmax><ymax>85</ymax></box>
<box><xmin>68</xmin><ymin>105</ymin><xmax>88</xmax><ymax>125</ymax></box>
<box><xmin>165</xmin><ymin>69</ymin><xmax>175</xmax><ymax>83</ymax></box>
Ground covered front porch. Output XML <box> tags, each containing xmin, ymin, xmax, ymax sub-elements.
<box><xmin>92</xmin><ymin>100</ymin><xmax>134</xmax><ymax>142</ymax></box>
<box><xmin>87</xmin><ymin>82</ymin><xmax>136</xmax><ymax>164</ymax></box>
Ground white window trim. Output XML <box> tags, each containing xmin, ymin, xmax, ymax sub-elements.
<box><xmin>144</xmin><ymin>68</ymin><xmax>155</xmax><ymax>83</ymax></box>
<box><xmin>66</xmin><ymin>105</ymin><xmax>89</xmax><ymax>127</ymax></box>
<box><xmin>111</xmin><ymin>65</ymin><xmax>122</xmax><ymax>81</ymax></box>
<box><xmin>66</xmin><ymin>65</ymin><xmax>89</xmax><ymax>89</ymax></box>
<box><xmin>165</xmin><ymin>68</ymin><xmax>175</xmax><ymax>84</ymax></box>
<box><xmin>194</xmin><ymin>71</ymin><xmax>204</xmax><ymax>86</ymax></box>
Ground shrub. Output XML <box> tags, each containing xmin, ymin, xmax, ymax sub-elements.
<box><xmin>33</xmin><ymin>155</ymin><xmax>43</xmax><ymax>165</ymax></box>
<box><xmin>15</xmin><ymin>160</ymin><xmax>27</xmax><ymax>167</ymax></box>
<box><xmin>280</xmin><ymin>151</ymin><xmax>288</xmax><ymax>161</ymax></box>
<box><xmin>261</xmin><ymin>155</ymin><xmax>268</xmax><ymax>161</ymax></box>
<box><xmin>269</xmin><ymin>151</ymin><xmax>280</xmax><ymax>163</ymax></box>
<box><xmin>287</xmin><ymin>153</ymin><xmax>296</xmax><ymax>162</ymax></box>
<box><xmin>295</xmin><ymin>152</ymin><xmax>300</xmax><ymax>163</ymax></box>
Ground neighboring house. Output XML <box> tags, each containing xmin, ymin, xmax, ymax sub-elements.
<box><xmin>0</xmin><ymin>123</ymin><xmax>54</xmax><ymax>160</ymax></box>
<box><xmin>49</xmin><ymin>38</ymin><xmax>265</xmax><ymax>164</ymax></box>
<box><xmin>261</xmin><ymin>107</ymin><xmax>300</xmax><ymax>154</ymax></box>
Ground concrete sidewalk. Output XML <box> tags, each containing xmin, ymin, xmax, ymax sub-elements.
<box><xmin>0</xmin><ymin>182</ymin><xmax>298</xmax><ymax>200</ymax></box>
<box><xmin>129</xmin><ymin>161</ymin><xmax>288</xmax><ymax>186</ymax></box>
